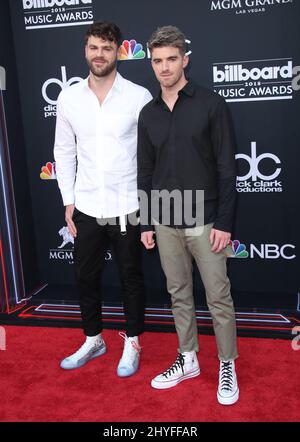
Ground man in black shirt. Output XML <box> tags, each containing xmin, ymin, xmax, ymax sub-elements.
<box><xmin>137</xmin><ymin>26</ymin><xmax>239</xmax><ymax>405</ymax></box>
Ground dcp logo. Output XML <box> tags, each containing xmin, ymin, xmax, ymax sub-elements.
<box><xmin>236</xmin><ymin>141</ymin><xmax>282</xmax><ymax>193</ymax></box>
<box><xmin>236</xmin><ymin>141</ymin><xmax>281</xmax><ymax>181</ymax></box>
<box><xmin>42</xmin><ymin>66</ymin><xmax>82</xmax><ymax>105</ymax></box>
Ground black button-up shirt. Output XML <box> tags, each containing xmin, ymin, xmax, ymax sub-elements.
<box><xmin>137</xmin><ymin>79</ymin><xmax>237</xmax><ymax>232</ymax></box>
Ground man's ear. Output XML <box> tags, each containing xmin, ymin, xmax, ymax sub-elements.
<box><xmin>183</xmin><ymin>55</ymin><xmax>189</xmax><ymax>69</ymax></box>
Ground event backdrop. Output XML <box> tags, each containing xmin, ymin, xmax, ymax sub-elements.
<box><xmin>1</xmin><ymin>0</ymin><xmax>300</xmax><ymax>323</ymax></box>
<box><xmin>0</xmin><ymin>0</ymin><xmax>40</xmax><ymax>313</ymax></box>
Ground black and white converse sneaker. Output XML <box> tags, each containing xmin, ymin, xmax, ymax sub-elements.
<box><xmin>151</xmin><ymin>351</ymin><xmax>200</xmax><ymax>389</ymax></box>
<box><xmin>217</xmin><ymin>360</ymin><xmax>239</xmax><ymax>405</ymax></box>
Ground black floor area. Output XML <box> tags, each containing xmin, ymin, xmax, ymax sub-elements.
<box><xmin>1</xmin><ymin>284</ymin><xmax>299</xmax><ymax>340</ymax></box>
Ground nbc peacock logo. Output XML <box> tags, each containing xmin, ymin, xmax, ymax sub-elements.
<box><xmin>40</xmin><ymin>162</ymin><xmax>56</xmax><ymax>180</ymax></box>
<box><xmin>225</xmin><ymin>240</ymin><xmax>249</xmax><ymax>258</ymax></box>
<box><xmin>118</xmin><ymin>40</ymin><xmax>146</xmax><ymax>61</ymax></box>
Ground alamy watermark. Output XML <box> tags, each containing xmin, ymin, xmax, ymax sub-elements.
<box><xmin>0</xmin><ymin>327</ymin><xmax>6</xmax><ymax>350</ymax></box>
<box><xmin>0</xmin><ymin>66</ymin><xmax>6</xmax><ymax>91</ymax></box>
<box><xmin>96</xmin><ymin>189</ymin><xmax>204</xmax><ymax>234</ymax></box>
<box><xmin>291</xmin><ymin>326</ymin><xmax>300</xmax><ymax>351</ymax></box>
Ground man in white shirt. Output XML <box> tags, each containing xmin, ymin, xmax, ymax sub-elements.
<box><xmin>54</xmin><ymin>21</ymin><xmax>152</xmax><ymax>376</ymax></box>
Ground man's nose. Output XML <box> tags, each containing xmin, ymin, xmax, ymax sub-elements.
<box><xmin>96</xmin><ymin>48</ymin><xmax>104</xmax><ymax>57</ymax></box>
<box><xmin>161</xmin><ymin>60</ymin><xmax>169</xmax><ymax>72</ymax></box>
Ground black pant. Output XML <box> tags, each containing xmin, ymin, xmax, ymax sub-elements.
<box><xmin>73</xmin><ymin>208</ymin><xmax>144</xmax><ymax>337</ymax></box>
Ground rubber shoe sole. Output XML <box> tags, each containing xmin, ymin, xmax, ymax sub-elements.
<box><xmin>117</xmin><ymin>362</ymin><xmax>139</xmax><ymax>378</ymax></box>
<box><xmin>117</xmin><ymin>354</ymin><xmax>140</xmax><ymax>378</ymax></box>
<box><xmin>151</xmin><ymin>367</ymin><xmax>200</xmax><ymax>390</ymax></box>
<box><xmin>60</xmin><ymin>346</ymin><xmax>106</xmax><ymax>370</ymax></box>
<box><xmin>217</xmin><ymin>387</ymin><xmax>239</xmax><ymax>405</ymax></box>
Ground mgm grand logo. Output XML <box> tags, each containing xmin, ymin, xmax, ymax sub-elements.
<box><xmin>49</xmin><ymin>226</ymin><xmax>112</xmax><ymax>264</ymax></box>
<box><xmin>49</xmin><ymin>226</ymin><xmax>74</xmax><ymax>264</ymax></box>
<box><xmin>210</xmin><ymin>0</ymin><xmax>293</xmax><ymax>14</ymax></box>
<box><xmin>22</xmin><ymin>0</ymin><xmax>94</xmax><ymax>30</ymax></box>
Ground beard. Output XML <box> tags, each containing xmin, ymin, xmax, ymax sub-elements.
<box><xmin>87</xmin><ymin>57</ymin><xmax>117</xmax><ymax>78</ymax></box>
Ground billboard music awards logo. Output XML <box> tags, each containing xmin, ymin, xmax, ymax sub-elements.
<box><xmin>210</xmin><ymin>0</ymin><xmax>293</xmax><ymax>15</ymax></box>
<box><xmin>213</xmin><ymin>58</ymin><xmax>294</xmax><ymax>102</ymax></box>
<box><xmin>22</xmin><ymin>0</ymin><xmax>94</xmax><ymax>30</ymax></box>
<box><xmin>225</xmin><ymin>240</ymin><xmax>296</xmax><ymax>260</ymax></box>
<box><xmin>42</xmin><ymin>66</ymin><xmax>82</xmax><ymax>118</ymax></box>
<box><xmin>236</xmin><ymin>141</ymin><xmax>282</xmax><ymax>192</ymax></box>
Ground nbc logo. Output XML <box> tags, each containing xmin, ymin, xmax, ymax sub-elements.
<box><xmin>118</xmin><ymin>40</ymin><xmax>146</xmax><ymax>61</ymax></box>
<box><xmin>40</xmin><ymin>162</ymin><xmax>56</xmax><ymax>180</ymax></box>
<box><xmin>225</xmin><ymin>240</ymin><xmax>296</xmax><ymax>260</ymax></box>
<box><xmin>225</xmin><ymin>240</ymin><xmax>249</xmax><ymax>258</ymax></box>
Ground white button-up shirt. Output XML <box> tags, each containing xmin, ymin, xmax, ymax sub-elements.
<box><xmin>54</xmin><ymin>72</ymin><xmax>152</xmax><ymax>218</ymax></box>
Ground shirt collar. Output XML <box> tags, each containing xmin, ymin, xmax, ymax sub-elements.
<box><xmin>154</xmin><ymin>78</ymin><xmax>196</xmax><ymax>104</ymax></box>
<box><xmin>180</xmin><ymin>79</ymin><xmax>196</xmax><ymax>97</ymax></box>
<box><xmin>83</xmin><ymin>71</ymin><xmax>123</xmax><ymax>94</ymax></box>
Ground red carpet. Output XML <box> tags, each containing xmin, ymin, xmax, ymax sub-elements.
<box><xmin>0</xmin><ymin>325</ymin><xmax>299</xmax><ymax>422</ymax></box>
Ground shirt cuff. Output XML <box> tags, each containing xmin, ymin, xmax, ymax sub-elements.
<box><xmin>61</xmin><ymin>192</ymin><xmax>75</xmax><ymax>206</ymax></box>
<box><xmin>140</xmin><ymin>224</ymin><xmax>154</xmax><ymax>233</ymax></box>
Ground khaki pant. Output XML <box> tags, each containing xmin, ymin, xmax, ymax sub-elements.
<box><xmin>155</xmin><ymin>223</ymin><xmax>238</xmax><ymax>361</ymax></box>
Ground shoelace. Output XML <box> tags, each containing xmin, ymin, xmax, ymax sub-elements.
<box><xmin>119</xmin><ymin>332</ymin><xmax>141</xmax><ymax>354</ymax></box>
<box><xmin>162</xmin><ymin>353</ymin><xmax>185</xmax><ymax>378</ymax></box>
<box><xmin>220</xmin><ymin>361</ymin><xmax>234</xmax><ymax>391</ymax></box>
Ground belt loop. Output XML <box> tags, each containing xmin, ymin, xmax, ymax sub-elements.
<box><xmin>120</xmin><ymin>215</ymin><xmax>126</xmax><ymax>235</ymax></box>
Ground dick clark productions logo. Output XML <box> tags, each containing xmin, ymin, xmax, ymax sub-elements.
<box><xmin>42</xmin><ymin>66</ymin><xmax>82</xmax><ymax>118</ymax></box>
<box><xmin>236</xmin><ymin>141</ymin><xmax>282</xmax><ymax>193</ymax></box>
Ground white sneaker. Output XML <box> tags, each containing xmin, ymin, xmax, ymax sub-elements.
<box><xmin>117</xmin><ymin>332</ymin><xmax>141</xmax><ymax>377</ymax></box>
<box><xmin>151</xmin><ymin>351</ymin><xmax>200</xmax><ymax>389</ymax></box>
<box><xmin>60</xmin><ymin>335</ymin><xmax>106</xmax><ymax>370</ymax></box>
<box><xmin>217</xmin><ymin>360</ymin><xmax>239</xmax><ymax>405</ymax></box>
